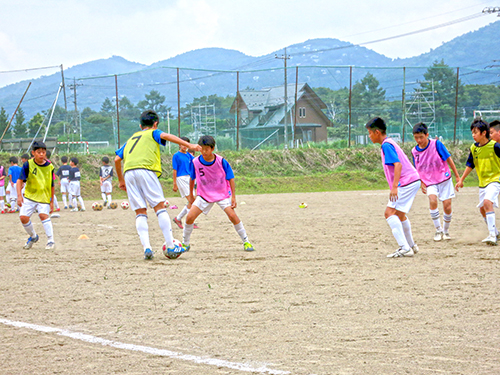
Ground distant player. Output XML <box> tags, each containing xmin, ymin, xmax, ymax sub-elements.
<box><xmin>56</xmin><ymin>156</ymin><xmax>72</xmax><ymax>209</ymax></box>
<box><xmin>412</xmin><ymin>123</ymin><xmax>460</xmax><ymax>241</ymax></box>
<box><xmin>17</xmin><ymin>141</ymin><xmax>56</xmax><ymax>250</ymax></box>
<box><xmin>172</xmin><ymin>137</ymin><xmax>199</xmax><ymax>229</ymax></box>
<box><xmin>182</xmin><ymin>135</ymin><xmax>254</xmax><ymax>252</ymax></box>
<box><xmin>69</xmin><ymin>157</ymin><xmax>86</xmax><ymax>212</ymax></box>
<box><xmin>0</xmin><ymin>162</ymin><xmax>6</xmax><ymax>214</ymax></box>
<box><xmin>456</xmin><ymin>119</ymin><xmax>500</xmax><ymax>245</ymax></box>
<box><xmin>99</xmin><ymin>156</ymin><xmax>113</xmax><ymax>207</ymax></box>
<box><xmin>7</xmin><ymin>156</ymin><xmax>22</xmax><ymax>213</ymax></box>
<box><xmin>366</xmin><ymin>117</ymin><xmax>421</xmax><ymax>257</ymax></box>
<box><xmin>114</xmin><ymin>109</ymin><xmax>201</xmax><ymax>260</ymax></box>
<box><xmin>489</xmin><ymin>119</ymin><xmax>500</xmax><ymax>142</ymax></box>
<box><xmin>45</xmin><ymin>150</ymin><xmax>60</xmax><ymax>212</ymax></box>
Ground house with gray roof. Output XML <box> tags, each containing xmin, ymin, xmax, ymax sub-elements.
<box><xmin>230</xmin><ymin>83</ymin><xmax>333</xmax><ymax>149</ymax></box>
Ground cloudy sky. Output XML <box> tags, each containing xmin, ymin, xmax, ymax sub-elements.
<box><xmin>0</xmin><ymin>0</ymin><xmax>497</xmax><ymax>87</ymax></box>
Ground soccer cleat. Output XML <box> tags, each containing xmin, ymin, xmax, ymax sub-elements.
<box><xmin>165</xmin><ymin>244</ymin><xmax>185</xmax><ymax>259</ymax></box>
<box><xmin>412</xmin><ymin>244</ymin><xmax>419</xmax><ymax>254</ymax></box>
<box><xmin>387</xmin><ymin>247</ymin><xmax>414</xmax><ymax>258</ymax></box>
<box><xmin>80</xmin><ymin>208</ymin><xmax>86</xmax><ymax>212</ymax></box>
<box><xmin>244</xmin><ymin>241</ymin><xmax>255</xmax><ymax>252</ymax></box>
<box><xmin>144</xmin><ymin>248</ymin><xmax>154</xmax><ymax>260</ymax></box>
<box><xmin>442</xmin><ymin>232</ymin><xmax>451</xmax><ymax>240</ymax></box>
<box><xmin>23</xmin><ymin>234</ymin><xmax>39</xmax><ymax>250</ymax></box>
<box><xmin>69</xmin><ymin>205</ymin><xmax>73</xmax><ymax>209</ymax></box>
<box><xmin>182</xmin><ymin>243</ymin><xmax>191</xmax><ymax>252</ymax></box>
<box><xmin>482</xmin><ymin>234</ymin><xmax>497</xmax><ymax>246</ymax></box>
<box><xmin>193</xmin><ymin>223</ymin><xmax>200</xmax><ymax>229</ymax></box>
<box><xmin>55</xmin><ymin>208</ymin><xmax>60</xmax><ymax>212</ymax></box>
<box><xmin>173</xmin><ymin>217</ymin><xmax>183</xmax><ymax>229</ymax></box>
<box><xmin>433</xmin><ymin>231</ymin><xmax>443</xmax><ymax>242</ymax></box>
<box><xmin>45</xmin><ymin>242</ymin><xmax>56</xmax><ymax>250</ymax></box>
<box><xmin>0</xmin><ymin>210</ymin><xmax>4</xmax><ymax>214</ymax></box>
<box><xmin>70</xmin><ymin>208</ymin><xmax>79</xmax><ymax>212</ymax></box>
<box><xmin>64</xmin><ymin>206</ymin><xmax>68</xmax><ymax>209</ymax></box>
<box><xmin>103</xmin><ymin>200</ymin><xmax>107</xmax><ymax>207</ymax></box>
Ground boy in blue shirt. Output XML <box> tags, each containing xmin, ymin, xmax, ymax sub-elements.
<box><xmin>8</xmin><ymin>156</ymin><xmax>22</xmax><ymax>213</ymax></box>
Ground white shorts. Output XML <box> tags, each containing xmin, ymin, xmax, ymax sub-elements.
<box><xmin>19</xmin><ymin>197</ymin><xmax>50</xmax><ymax>217</ymax></box>
<box><xmin>387</xmin><ymin>180</ymin><xmax>420</xmax><ymax>214</ymax></box>
<box><xmin>426</xmin><ymin>178</ymin><xmax>455</xmax><ymax>201</ymax></box>
<box><xmin>60</xmin><ymin>178</ymin><xmax>70</xmax><ymax>194</ymax></box>
<box><xmin>176</xmin><ymin>175</ymin><xmax>191</xmax><ymax>198</ymax></box>
<box><xmin>477</xmin><ymin>182</ymin><xmax>500</xmax><ymax>208</ymax></box>
<box><xmin>0</xmin><ymin>186</ymin><xmax>4</xmax><ymax>197</ymax></box>
<box><xmin>124</xmin><ymin>169</ymin><xmax>165</xmax><ymax>211</ymax></box>
<box><xmin>193</xmin><ymin>196</ymin><xmax>232</xmax><ymax>215</ymax></box>
<box><xmin>69</xmin><ymin>181</ymin><xmax>81</xmax><ymax>197</ymax></box>
<box><xmin>101</xmin><ymin>180</ymin><xmax>112</xmax><ymax>194</ymax></box>
<box><xmin>8</xmin><ymin>185</ymin><xmax>17</xmax><ymax>200</ymax></box>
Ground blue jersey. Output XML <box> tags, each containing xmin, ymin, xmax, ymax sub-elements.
<box><xmin>172</xmin><ymin>151</ymin><xmax>194</xmax><ymax>177</ymax></box>
<box><xmin>8</xmin><ymin>165</ymin><xmax>22</xmax><ymax>184</ymax></box>
<box><xmin>189</xmin><ymin>155</ymin><xmax>234</xmax><ymax>180</ymax></box>
<box><xmin>115</xmin><ymin>129</ymin><xmax>166</xmax><ymax>159</ymax></box>
<box><xmin>381</xmin><ymin>143</ymin><xmax>399</xmax><ymax>165</ymax></box>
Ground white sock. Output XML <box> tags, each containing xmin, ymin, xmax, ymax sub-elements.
<box><xmin>62</xmin><ymin>194</ymin><xmax>67</xmax><ymax>208</ymax></box>
<box><xmin>107</xmin><ymin>194</ymin><xmax>112</xmax><ymax>203</ymax></box>
<box><xmin>486</xmin><ymin>211</ymin><xmax>497</xmax><ymax>237</ymax></box>
<box><xmin>443</xmin><ymin>212</ymin><xmax>452</xmax><ymax>234</ymax></box>
<box><xmin>78</xmin><ymin>196</ymin><xmax>85</xmax><ymax>210</ymax></box>
<box><xmin>177</xmin><ymin>205</ymin><xmax>189</xmax><ymax>221</ymax></box>
<box><xmin>0</xmin><ymin>199</ymin><xmax>4</xmax><ymax>211</ymax></box>
<box><xmin>23</xmin><ymin>220</ymin><xmax>37</xmax><ymax>238</ymax></box>
<box><xmin>135</xmin><ymin>214</ymin><xmax>151</xmax><ymax>250</ymax></box>
<box><xmin>386</xmin><ymin>215</ymin><xmax>410</xmax><ymax>250</ymax></box>
<box><xmin>72</xmin><ymin>196</ymin><xmax>77</xmax><ymax>208</ymax></box>
<box><xmin>430</xmin><ymin>208</ymin><xmax>442</xmax><ymax>231</ymax></box>
<box><xmin>401</xmin><ymin>218</ymin><xmax>415</xmax><ymax>248</ymax></box>
<box><xmin>101</xmin><ymin>192</ymin><xmax>107</xmax><ymax>202</ymax></box>
<box><xmin>234</xmin><ymin>222</ymin><xmax>249</xmax><ymax>243</ymax></box>
<box><xmin>53</xmin><ymin>195</ymin><xmax>59</xmax><ymax>209</ymax></box>
<box><xmin>42</xmin><ymin>218</ymin><xmax>54</xmax><ymax>243</ymax></box>
<box><xmin>183</xmin><ymin>223</ymin><xmax>194</xmax><ymax>245</ymax></box>
<box><xmin>156</xmin><ymin>209</ymin><xmax>174</xmax><ymax>248</ymax></box>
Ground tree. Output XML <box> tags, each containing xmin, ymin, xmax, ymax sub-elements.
<box><xmin>28</xmin><ymin>113</ymin><xmax>45</xmax><ymax>138</ymax></box>
<box><xmin>100</xmin><ymin>98</ymin><xmax>115</xmax><ymax>114</ymax></box>
<box><xmin>119</xmin><ymin>96</ymin><xmax>140</xmax><ymax>120</ymax></box>
<box><xmin>12</xmin><ymin>107</ymin><xmax>27</xmax><ymax>138</ymax></box>
<box><xmin>0</xmin><ymin>107</ymin><xmax>8</xmax><ymax>139</ymax></box>
<box><xmin>137</xmin><ymin>90</ymin><xmax>171</xmax><ymax>118</ymax></box>
<box><xmin>351</xmin><ymin>72</ymin><xmax>387</xmax><ymax>127</ymax></box>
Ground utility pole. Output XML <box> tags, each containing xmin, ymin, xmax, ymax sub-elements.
<box><xmin>275</xmin><ymin>48</ymin><xmax>290</xmax><ymax>149</ymax></box>
<box><xmin>68</xmin><ymin>79</ymin><xmax>82</xmax><ymax>142</ymax></box>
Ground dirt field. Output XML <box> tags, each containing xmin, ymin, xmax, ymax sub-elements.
<box><xmin>0</xmin><ymin>187</ymin><xmax>499</xmax><ymax>374</ymax></box>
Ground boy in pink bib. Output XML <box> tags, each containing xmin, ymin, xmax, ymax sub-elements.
<box><xmin>412</xmin><ymin>123</ymin><xmax>460</xmax><ymax>241</ymax></box>
<box><xmin>182</xmin><ymin>135</ymin><xmax>254</xmax><ymax>252</ymax></box>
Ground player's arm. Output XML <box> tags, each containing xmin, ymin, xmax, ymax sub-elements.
<box><xmin>172</xmin><ymin>169</ymin><xmax>178</xmax><ymax>192</ymax></box>
<box><xmin>16</xmin><ymin>179</ymin><xmax>24</xmax><ymax>207</ymax></box>
<box><xmin>390</xmin><ymin>162</ymin><xmax>402</xmax><ymax>202</ymax></box>
<box><xmin>160</xmin><ymin>133</ymin><xmax>202</xmax><ymax>152</ymax></box>
<box><xmin>455</xmin><ymin>166</ymin><xmax>473</xmax><ymax>191</ymax></box>
<box><xmin>187</xmin><ymin>178</ymin><xmax>195</xmax><ymax>205</ymax></box>
<box><xmin>229</xmin><ymin>178</ymin><xmax>237</xmax><ymax>208</ymax></box>
<box><xmin>446</xmin><ymin>157</ymin><xmax>460</xmax><ymax>181</ymax></box>
<box><xmin>114</xmin><ymin>155</ymin><xmax>126</xmax><ymax>191</ymax></box>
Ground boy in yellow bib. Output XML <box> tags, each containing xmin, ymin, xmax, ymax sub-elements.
<box><xmin>17</xmin><ymin>141</ymin><xmax>56</xmax><ymax>250</ymax></box>
<box><xmin>456</xmin><ymin>119</ymin><xmax>500</xmax><ymax>245</ymax></box>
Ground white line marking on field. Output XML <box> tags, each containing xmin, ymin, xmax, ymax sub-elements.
<box><xmin>0</xmin><ymin>318</ymin><xmax>289</xmax><ymax>375</ymax></box>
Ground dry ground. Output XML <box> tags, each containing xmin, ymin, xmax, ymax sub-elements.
<box><xmin>0</xmin><ymin>187</ymin><xmax>499</xmax><ymax>374</ymax></box>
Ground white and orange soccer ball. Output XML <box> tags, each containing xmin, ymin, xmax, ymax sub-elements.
<box><xmin>121</xmin><ymin>201</ymin><xmax>130</xmax><ymax>210</ymax></box>
<box><xmin>162</xmin><ymin>238</ymin><xmax>184</xmax><ymax>259</ymax></box>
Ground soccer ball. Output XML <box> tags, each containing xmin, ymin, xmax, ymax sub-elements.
<box><xmin>109</xmin><ymin>202</ymin><xmax>118</xmax><ymax>209</ymax></box>
<box><xmin>92</xmin><ymin>202</ymin><xmax>103</xmax><ymax>211</ymax></box>
<box><xmin>121</xmin><ymin>201</ymin><xmax>130</xmax><ymax>210</ymax></box>
<box><xmin>162</xmin><ymin>238</ymin><xmax>184</xmax><ymax>259</ymax></box>
<box><xmin>164</xmin><ymin>199</ymin><xmax>169</xmax><ymax>208</ymax></box>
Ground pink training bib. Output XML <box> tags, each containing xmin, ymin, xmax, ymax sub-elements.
<box><xmin>0</xmin><ymin>166</ymin><xmax>4</xmax><ymax>187</ymax></box>
<box><xmin>412</xmin><ymin>139</ymin><xmax>450</xmax><ymax>186</ymax></box>
<box><xmin>192</xmin><ymin>154</ymin><xmax>231</xmax><ymax>202</ymax></box>
<box><xmin>382</xmin><ymin>137</ymin><xmax>420</xmax><ymax>189</ymax></box>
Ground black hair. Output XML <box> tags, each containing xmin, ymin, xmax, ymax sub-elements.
<box><xmin>412</xmin><ymin>122</ymin><xmax>428</xmax><ymax>135</ymax></box>
<box><xmin>490</xmin><ymin>119</ymin><xmax>500</xmax><ymax>130</ymax></box>
<box><xmin>180</xmin><ymin>136</ymin><xmax>190</xmax><ymax>143</ymax></box>
<box><xmin>140</xmin><ymin>110</ymin><xmax>159</xmax><ymax>127</ymax></box>
<box><xmin>198</xmin><ymin>135</ymin><xmax>216</xmax><ymax>148</ymax></box>
<box><xmin>102</xmin><ymin>156</ymin><xmax>110</xmax><ymax>164</ymax></box>
<box><xmin>365</xmin><ymin>117</ymin><xmax>387</xmax><ymax>134</ymax></box>
<box><xmin>21</xmin><ymin>153</ymin><xmax>29</xmax><ymax>160</ymax></box>
<box><xmin>9</xmin><ymin>156</ymin><xmax>18</xmax><ymax>164</ymax></box>
<box><xmin>61</xmin><ymin>156</ymin><xmax>68</xmax><ymax>163</ymax></box>
<box><xmin>31</xmin><ymin>141</ymin><xmax>47</xmax><ymax>152</ymax></box>
<box><xmin>70</xmin><ymin>157</ymin><xmax>79</xmax><ymax>166</ymax></box>
<box><xmin>471</xmin><ymin>119</ymin><xmax>490</xmax><ymax>139</ymax></box>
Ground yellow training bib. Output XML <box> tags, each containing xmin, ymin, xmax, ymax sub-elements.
<box><xmin>24</xmin><ymin>159</ymin><xmax>54</xmax><ymax>204</ymax></box>
<box><xmin>123</xmin><ymin>128</ymin><xmax>162</xmax><ymax>177</ymax></box>
<box><xmin>471</xmin><ymin>140</ymin><xmax>500</xmax><ymax>187</ymax></box>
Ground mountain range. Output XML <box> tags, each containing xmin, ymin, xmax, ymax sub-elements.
<box><xmin>1</xmin><ymin>20</ymin><xmax>499</xmax><ymax>119</ymax></box>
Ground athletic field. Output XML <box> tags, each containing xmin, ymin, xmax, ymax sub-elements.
<box><xmin>0</xmin><ymin>187</ymin><xmax>499</xmax><ymax>374</ymax></box>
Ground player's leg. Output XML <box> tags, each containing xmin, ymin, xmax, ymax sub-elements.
<box><xmin>0</xmin><ymin>187</ymin><xmax>5</xmax><ymax>213</ymax></box>
<box><xmin>183</xmin><ymin>204</ymin><xmax>203</xmax><ymax>249</ymax></box>
<box><xmin>385</xmin><ymin>207</ymin><xmax>411</xmax><ymax>256</ymax></box>
<box><xmin>428</xmin><ymin>194</ymin><xmax>443</xmax><ymax>241</ymax></box>
<box><xmin>478</xmin><ymin>184</ymin><xmax>499</xmax><ymax>245</ymax></box>
<box><xmin>442</xmin><ymin>198</ymin><xmax>453</xmax><ymax>239</ymax></box>
<box><xmin>154</xmin><ymin>202</ymin><xmax>175</xmax><ymax>249</ymax></box>
<box><xmin>53</xmin><ymin>195</ymin><xmax>60</xmax><ymax>211</ymax></box>
<box><xmin>39</xmin><ymin>209</ymin><xmax>55</xmax><ymax>249</ymax></box>
<box><xmin>483</xmin><ymin>199</ymin><xmax>497</xmax><ymax>244</ymax></box>
<box><xmin>222</xmin><ymin>201</ymin><xmax>254</xmax><ymax>251</ymax></box>
<box><xmin>19</xmin><ymin>199</ymin><xmax>39</xmax><ymax>249</ymax></box>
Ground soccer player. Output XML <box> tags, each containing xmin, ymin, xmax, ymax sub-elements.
<box><xmin>69</xmin><ymin>157</ymin><xmax>86</xmax><ymax>212</ymax></box>
<box><xmin>99</xmin><ymin>156</ymin><xmax>113</xmax><ymax>208</ymax></box>
<box><xmin>172</xmin><ymin>137</ymin><xmax>199</xmax><ymax>229</ymax></box>
<box><xmin>366</xmin><ymin>117</ymin><xmax>421</xmax><ymax>257</ymax></box>
<box><xmin>0</xmin><ymin>163</ymin><xmax>6</xmax><ymax>214</ymax></box>
<box><xmin>489</xmin><ymin>119</ymin><xmax>500</xmax><ymax>142</ymax></box>
<box><xmin>7</xmin><ymin>156</ymin><xmax>22</xmax><ymax>213</ymax></box>
<box><xmin>114</xmin><ymin>109</ymin><xmax>201</xmax><ymax>260</ymax></box>
<box><xmin>412</xmin><ymin>123</ymin><xmax>460</xmax><ymax>241</ymax></box>
<box><xmin>182</xmin><ymin>135</ymin><xmax>254</xmax><ymax>252</ymax></box>
<box><xmin>17</xmin><ymin>141</ymin><xmax>56</xmax><ymax>250</ymax></box>
<box><xmin>456</xmin><ymin>119</ymin><xmax>500</xmax><ymax>245</ymax></box>
<box><xmin>45</xmin><ymin>150</ymin><xmax>60</xmax><ymax>212</ymax></box>
<box><xmin>56</xmin><ymin>156</ymin><xmax>72</xmax><ymax>209</ymax></box>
